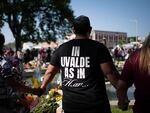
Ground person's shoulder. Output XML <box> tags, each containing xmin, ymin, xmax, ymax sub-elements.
<box><xmin>130</xmin><ymin>49</ymin><xmax>140</xmax><ymax>58</ymax></box>
<box><xmin>57</xmin><ymin>40</ymin><xmax>71</xmax><ymax>49</ymax></box>
<box><xmin>53</xmin><ymin>41</ymin><xmax>73</xmax><ymax>53</ymax></box>
<box><xmin>58</xmin><ymin>39</ymin><xmax>105</xmax><ymax>48</ymax></box>
<box><xmin>128</xmin><ymin>49</ymin><xmax>141</xmax><ymax>63</ymax></box>
<box><xmin>87</xmin><ymin>39</ymin><xmax>105</xmax><ymax>47</ymax></box>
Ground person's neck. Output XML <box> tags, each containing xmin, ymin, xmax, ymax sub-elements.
<box><xmin>75</xmin><ymin>34</ymin><xmax>89</xmax><ymax>39</ymax></box>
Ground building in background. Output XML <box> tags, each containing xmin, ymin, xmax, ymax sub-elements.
<box><xmin>65</xmin><ymin>30</ymin><xmax>127</xmax><ymax>49</ymax></box>
<box><xmin>90</xmin><ymin>30</ymin><xmax>127</xmax><ymax>49</ymax></box>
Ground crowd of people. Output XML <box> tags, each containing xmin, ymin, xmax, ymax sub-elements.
<box><xmin>23</xmin><ymin>47</ymin><xmax>53</xmax><ymax>64</ymax></box>
<box><xmin>113</xmin><ymin>43</ymin><xmax>142</xmax><ymax>61</ymax></box>
<box><xmin>1</xmin><ymin>46</ymin><xmax>56</xmax><ymax>71</ymax></box>
<box><xmin>0</xmin><ymin>15</ymin><xmax>150</xmax><ymax>113</ymax></box>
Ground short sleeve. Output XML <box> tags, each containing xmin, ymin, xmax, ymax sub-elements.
<box><xmin>121</xmin><ymin>58</ymin><xmax>134</xmax><ymax>87</ymax></box>
<box><xmin>50</xmin><ymin>48</ymin><xmax>60</xmax><ymax>67</ymax></box>
<box><xmin>98</xmin><ymin>44</ymin><xmax>112</xmax><ymax>63</ymax></box>
<box><xmin>0</xmin><ymin>61</ymin><xmax>13</xmax><ymax>79</ymax></box>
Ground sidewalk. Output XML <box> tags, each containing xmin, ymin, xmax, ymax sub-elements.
<box><xmin>109</xmin><ymin>100</ymin><xmax>135</xmax><ymax>106</ymax></box>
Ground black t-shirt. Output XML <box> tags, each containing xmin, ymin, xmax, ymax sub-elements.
<box><xmin>50</xmin><ymin>39</ymin><xmax>112</xmax><ymax>113</ymax></box>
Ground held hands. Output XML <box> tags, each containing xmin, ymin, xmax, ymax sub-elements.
<box><xmin>118</xmin><ymin>98</ymin><xmax>130</xmax><ymax>111</ymax></box>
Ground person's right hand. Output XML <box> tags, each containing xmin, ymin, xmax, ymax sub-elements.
<box><xmin>32</xmin><ymin>87</ymin><xmax>45</xmax><ymax>97</ymax></box>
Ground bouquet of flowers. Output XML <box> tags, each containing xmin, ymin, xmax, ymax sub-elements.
<box><xmin>30</xmin><ymin>88</ymin><xmax>62</xmax><ymax>113</ymax></box>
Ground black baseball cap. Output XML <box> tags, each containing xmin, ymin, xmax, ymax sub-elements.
<box><xmin>73</xmin><ymin>15</ymin><xmax>91</xmax><ymax>34</ymax></box>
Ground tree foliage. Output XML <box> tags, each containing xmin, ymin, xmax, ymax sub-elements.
<box><xmin>0</xmin><ymin>0</ymin><xmax>74</xmax><ymax>50</ymax></box>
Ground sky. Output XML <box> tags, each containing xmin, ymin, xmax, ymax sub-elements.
<box><xmin>70</xmin><ymin>0</ymin><xmax>150</xmax><ymax>39</ymax></box>
<box><xmin>2</xmin><ymin>0</ymin><xmax>150</xmax><ymax>44</ymax></box>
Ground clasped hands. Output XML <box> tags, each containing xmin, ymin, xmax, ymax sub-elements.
<box><xmin>118</xmin><ymin>98</ymin><xmax>130</xmax><ymax>111</ymax></box>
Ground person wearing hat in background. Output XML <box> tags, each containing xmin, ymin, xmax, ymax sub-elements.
<box><xmin>0</xmin><ymin>33</ymin><xmax>41</xmax><ymax>113</ymax></box>
<box><xmin>40</xmin><ymin>15</ymin><xmax>120</xmax><ymax>113</ymax></box>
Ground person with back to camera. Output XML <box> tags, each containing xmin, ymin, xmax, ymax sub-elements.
<box><xmin>117</xmin><ymin>33</ymin><xmax>150</xmax><ymax>113</ymax></box>
<box><xmin>39</xmin><ymin>15</ymin><xmax>120</xmax><ymax>113</ymax></box>
<box><xmin>0</xmin><ymin>33</ymin><xmax>42</xmax><ymax>113</ymax></box>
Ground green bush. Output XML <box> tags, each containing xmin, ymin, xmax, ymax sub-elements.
<box><xmin>111</xmin><ymin>107</ymin><xmax>133</xmax><ymax>113</ymax></box>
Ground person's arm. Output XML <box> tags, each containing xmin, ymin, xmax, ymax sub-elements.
<box><xmin>116</xmin><ymin>55</ymin><xmax>134</xmax><ymax>110</ymax></box>
<box><xmin>41</xmin><ymin>64</ymin><xmax>60</xmax><ymax>91</ymax></box>
<box><xmin>117</xmin><ymin>80</ymin><xmax>129</xmax><ymax>110</ymax></box>
<box><xmin>101</xmin><ymin>61</ymin><xmax>129</xmax><ymax>110</ymax></box>
<box><xmin>100</xmin><ymin>62</ymin><xmax>120</xmax><ymax>88</ymax></box>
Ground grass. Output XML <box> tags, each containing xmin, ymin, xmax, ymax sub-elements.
<box><xmin>111</xmin><ymin>107</ymin><xmax>133</xmax><ymax>113</ymax></box>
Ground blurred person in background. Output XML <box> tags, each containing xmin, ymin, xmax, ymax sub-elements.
<box><xmin>0</xmin><ymin>33</ymin><xmax>40</xmax><ymax>113</ymax></box>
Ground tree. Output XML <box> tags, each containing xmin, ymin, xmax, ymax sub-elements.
<box><xmin>0</xmin><ymin>0</ymin><xmax>74</xmax><ymax>51</ymax></box>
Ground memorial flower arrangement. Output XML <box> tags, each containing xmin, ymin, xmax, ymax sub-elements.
<box><xmin>30</xmin><ymin>88</ymin><xmax>62</xmax><ymax>113</ymax></box>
